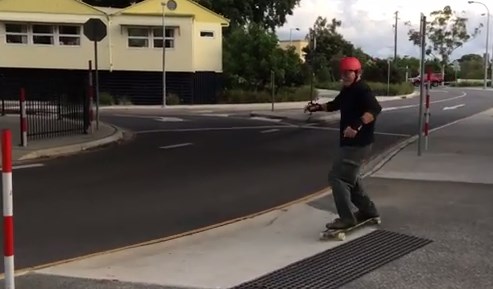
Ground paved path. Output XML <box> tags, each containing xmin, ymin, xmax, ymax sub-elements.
<box><xmin>0</xmin><ymin>115</ymin><xmax>124</xmax><ymax>162</ymax></box>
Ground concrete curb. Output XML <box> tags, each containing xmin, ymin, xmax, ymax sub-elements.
<box><xmin>248</xmin><ymin>90</ymin><xmax>419</xmax><ymax>124</ymax></box>
<box><xmin>18</xmin><ymin>124</ymin><xmax>126</xmax><ymax>161</ymax></box>
<box><xmin>99</xmin><ymin>90</ymin><xmax>419</xmax><ymax>111</ymax></box>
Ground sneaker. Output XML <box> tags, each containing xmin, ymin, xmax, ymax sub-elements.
<box><xmin>325</xmin><ymin>218</ymin><xmax>356</xmax><ymax>230</ymax></box>
<box><xmin>354</xmin><ymin>211</ymin><xmax>380</xmax><ymax>222</ymax></box>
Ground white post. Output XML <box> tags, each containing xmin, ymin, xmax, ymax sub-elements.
<box><xmin>162</xmin><ymin>2</ymin><xmax>167</xmax><ymax>108</ymax></box>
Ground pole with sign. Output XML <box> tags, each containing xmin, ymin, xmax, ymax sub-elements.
<box><xmin>418</xmin><ymin>13</ymin><xmax>426</xmax><ymax>156</ymax></box>
<box><xmin>83</xmin><ymin>18</ymin><xmax>107</xmax><ymax>130</ymax></box>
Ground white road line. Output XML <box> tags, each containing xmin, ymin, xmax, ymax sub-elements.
<box><xmin>0</xmin><ymin>163</ymin><xmax>45</xmax><ymax>170</ymax></box>
<box><xmin>261</xmin><ymin>129</ymin><xmax>280</xmax><ymax>133</ymax></box>
<box><xmin>200</xmin><ymin>113</ymin><xmax>230</xmax><ymax>117</ymax></box>
<box><xmin>383</xmin><ymin>92</ymin><xmax>467</xmax><ymax>112</ymax></box>
<box><xmin>155</xmin><ymin>117</ymin><xmax>185</xmax><ymax>122</ymax></box>
<box><xmin>111</xmin><ymin>114</ymin><xmax>155</xmax><ymax>119</ymax></box>
<box><xmin>443</xmin><ymin>104</ymin><xmax>465</xmax><ymax>110</ymax></box>
<box><xmin>136</xmin><ymin>125</ymin><xmax>292</xmax><ymax>134</ymax></box>
<box><xmin>301</xmin><ymin>126</ymin><xmax>410</xmax><ymax>137</ymax></box>
<box><xmin>250</xmin><ymin>116</ymin><xmax>283</xmax><ymax>122</ymax></box>
<box><xmin>160</xmin><ymin>143</ymin><xmax>193</xmax><ymax>149</ymax></box>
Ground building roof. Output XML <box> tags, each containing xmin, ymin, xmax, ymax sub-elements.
<box><xmin>115</xmin><ymin>0</ymin><xmax>229</xmax><ymax>26</ymax></box>
<box><xmin>0</xmin><ymin>0</ymin><xmax>105</xmax><ymax>15</ymax></box>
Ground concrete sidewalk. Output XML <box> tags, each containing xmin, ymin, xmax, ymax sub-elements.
<box><xmin>0</xmin><ymin>115</ymin><xmax>126</xmax><ymax>162</ymax></box>
<box><xmin>371</xmin><ymin>107</ymin><xmax>493</xmax><ymax>183</ymax></box>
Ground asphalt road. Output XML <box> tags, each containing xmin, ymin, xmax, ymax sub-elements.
<box><xmin>1</xmin><ymin>87</ymin><xmax>491</xmax><ymax>273</ymax></box>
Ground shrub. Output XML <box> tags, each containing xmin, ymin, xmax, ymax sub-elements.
<box><xmin>316</xmin><ymin>81</ymin><xmax>415</xmax><ymax>96</ymax></box>
<box><xmin>217</xmin><ymin>85</ymin><xmax>317</xmax><ymax>103</ymax></box>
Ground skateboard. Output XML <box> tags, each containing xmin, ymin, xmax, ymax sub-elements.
<box><xmin>319</xmin><ymin>217</ymin><xmax>381</xmax><ymax>241</ymax></box>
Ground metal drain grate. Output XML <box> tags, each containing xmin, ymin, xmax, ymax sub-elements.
<box><xmin>230</xmin><ymin>230</ymin><xmax>432</xmax><ymax>289</ymax></box>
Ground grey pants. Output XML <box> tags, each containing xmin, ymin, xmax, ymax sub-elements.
<box><xmin>328</xmin><ymin>144</ymin><xmax>378</xmax><ymax>223</ymax></box>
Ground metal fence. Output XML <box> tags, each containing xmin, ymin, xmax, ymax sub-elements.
<box><xmin>0</xmin><ymin>71</ymin><xmax>90</xmax><ymax>142</ymax></box>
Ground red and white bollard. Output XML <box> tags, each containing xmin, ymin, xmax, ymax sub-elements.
<box><xmin>423</xmin><ymin>71</ymin><xmax>431</xmax><ymax>150</ymax></box>
<box><xmin>2</xmin><ymin>129</ymin><xmax>15</xmax><ymax>289</ymax></box>
<box><xmin>19</xmin><ymin>88</ymin><xmax>27</xmax><ymax>147</ymax></box>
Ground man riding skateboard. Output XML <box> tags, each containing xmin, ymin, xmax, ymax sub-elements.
<box><xmin>305</xmin><ymin>56</ymin><xmax>382</xmax><ymax>229</ymax></box>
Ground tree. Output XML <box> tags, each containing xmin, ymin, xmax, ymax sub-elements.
<box><xmin>302</xmin><ymin>17</ymin><xmax>370</xmax><ymax>82</ymax></box>
<box><xmin>223</xmin><ymin>24</ymin><xmax>304</xmax><ymax>90</ymax></box>
<box><xmin>406</xmin><ymin>5</ymin><xmax>482</xmax><ymax>73</ymax></box>
<box><xmin>197</xmin><ymin>0</ymin><xmax>300</xmax><ymax>31</ymax></box>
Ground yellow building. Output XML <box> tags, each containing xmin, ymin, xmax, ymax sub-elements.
<box><xmin>0</xmin><ymin>0</ymin><xmax>229</xmax><ymax>104</ymax></box>
<box><xmin>278</xmin><ymin>39</ymin><xmax>309</xmax><ymax>61</ymax></box>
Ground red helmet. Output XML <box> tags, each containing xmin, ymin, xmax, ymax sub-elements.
<box><xmin>339</xmin><ymin>57</ymin><xmax>362</xmax><ymax>72</ymax></box>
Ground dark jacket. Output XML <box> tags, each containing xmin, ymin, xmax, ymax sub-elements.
<box><xmin>325</xmin><ymin>80</ymin><xmax>382</xmax><ymax>147</ymax></box>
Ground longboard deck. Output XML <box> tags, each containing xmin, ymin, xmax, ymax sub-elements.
<box><xmin>320</xmin><ymin>217</ymin><xmax>381</xmax><ymax>241</ymax></box>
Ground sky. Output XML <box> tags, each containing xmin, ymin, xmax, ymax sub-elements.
<box><xmin>277</xmin><ymin>0</ymin><xmax>491</xmax><ymax>61</ymax></box>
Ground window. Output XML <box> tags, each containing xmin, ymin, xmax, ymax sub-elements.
<box><xmin>3</xmin><ymin>23</ymin><xmax>82</xmax><ymax>46</ymax></box>
<box><xmin>127</xmin><ymin>26</ymin><xmax>175</xmax><ymax>48</ymax></box>
<box><xmin>59</xmin><ymin>25</ymin><xmax>80</xmax><ymax>45</ymax></box>
<box><xmin>5</xmin><ymin>24</ymin><xmax>28</xmax><ymax>44</ymax></box>
<box><xmin>128</xmin><ymin>27</ymin><xmax>149</xmax><ymax>47</ymax></box>
<box><xmin>200</xmin><ymin>31</ymin><xmax>214</xmax><ymax>38</ymax></box>
<box><xmin>32</xmin><ymin>24</ymin><xmax>54</xmax><ymax>45</ymax></box>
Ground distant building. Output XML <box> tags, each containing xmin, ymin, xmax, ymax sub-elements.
<box><xmin>278</xmin><ymin>39</ymin><xmax>309</xmax><ymax>62</ymax></box>
<box><xmin>0</xmin><ymin>0</ymin><xmax>230</xmax><ymax>104</ymax></box>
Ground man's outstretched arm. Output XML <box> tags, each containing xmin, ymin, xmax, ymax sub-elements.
<box><xmin>316</xmin><ymin>94</ymin><xmax>341</xmax><ymax>112</ymax></box>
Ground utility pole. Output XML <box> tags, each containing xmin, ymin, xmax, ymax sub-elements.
<box><xmin>394</xmin><ymin>11</ymin><xmax>399</xmax><ymax>61</ymax></box>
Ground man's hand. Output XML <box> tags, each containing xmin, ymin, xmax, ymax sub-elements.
<box><xmin>304</xmin><ymin>102</ymin><xmax>324</xmax><ymax>113</ymax></box>
<box><xmin>343</xmin><ymin>126</ymin><xmax>358</xmax><ymax>138</ymax></box>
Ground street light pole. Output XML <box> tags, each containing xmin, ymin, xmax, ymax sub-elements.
<box><xmin>469</xmin><ymin>1</ymin><xmax>490</xmax><ymax>89</ymax></box>
<box><xmin>161</xmin><ymin>1</ymin><xmax>167</xmax><ymax>108</ymax></box>
<box><xmin>289</xmin><ymin>27</ymin><xmax>299</xmax><ymax>46</ymax></box>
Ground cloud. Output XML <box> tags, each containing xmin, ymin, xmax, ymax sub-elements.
<box><xmin>277</xmin><ymin>0</ymin><xmax>490</xmax><ymax>60</ymax></box>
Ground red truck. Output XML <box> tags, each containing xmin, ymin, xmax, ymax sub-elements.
<box><xmin>410</xmin><ymin>73</ymin><xmax>443</xmax><ymax>87</ymax></box>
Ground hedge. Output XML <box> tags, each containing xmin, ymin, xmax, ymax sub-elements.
<box><xmin>317</xmin><ymin>81</ymin><xmax>415</xmax><ymax>96</ymax></box>
<box><xmin>217</xmin><ymin>85</ymin><xmax>317</xmax><ymax>104</ymax></box>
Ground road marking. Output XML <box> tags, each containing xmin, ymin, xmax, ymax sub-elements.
<box><xmin>155</xmin><ymin>117</ymin><xmax>185</xmax><ymax>122</ymax></box>
<box><xmin>200</xmin><ymin>113</ymin><xmax>230</xmax><ymax>117</ymax></box>
<box><xmin>443</xmin><ymin>104</ymin><xmax>465</xmax><ymax>110</ymax></box>
<box><xmin>250</xmin><ymin>116</ymin><xmax>283</xmax><ymax>122</ymax></box>
<box><xmin>0</xmin><ymin>163</ymin><xmax>45</xmax><ymax>170</ymax></box>
<box><xmin>136</xmin><ymin>125</ymin><xmax>292</xmax><ymax>134</ymax></box>
<box><xmin>301</xmin><ymin>126</ymin><xmax>410</xmax><ymax>137</ymax></box>
<box><xmin>160</xmin><ymin>143</ymin><xmax>193</xmax><ymax>149</ymax></box>
<box><xmin>383</xmin><ymin>92</ymin><xmax>467</xmax><ymax>112</ymax></box>
<box><xmin>261</xmin><ymin>129</ymin><xmax>280</xmax><ymax>133</ymax></box>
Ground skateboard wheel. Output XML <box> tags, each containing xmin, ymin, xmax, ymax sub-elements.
<box><xmin>336</xmin><ymin>232</ymin><xmax>346</xmax><ymax>241</ymax></box>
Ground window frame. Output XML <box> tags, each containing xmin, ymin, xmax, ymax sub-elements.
<box><xmin>3</xmin><ymin>22</ymin><xmax>82</xmax><ymax>47</ymax></box>
<box><xmin>126</xmin><ymin>26</ymin><xmax>176</xmax><ymax>49</ymax></box>
<box><xmin>200</xmin><ymin>31</ymin><xmax>214</xmax><ymax>38</ymax></box>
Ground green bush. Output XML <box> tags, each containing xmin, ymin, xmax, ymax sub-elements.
<box><xmin>316</xmin><ymin>81</ymin><xmax>415</xmax><ymax>96</ymax></box>
<box><xmin>217</xmin><ymin>85</ymin><xmax>317</xmax><ymax>103</ymax></box>
<box><xmin>99</xmin><ymin>92</ymin><xmax>114</xmax><ymax>105</ymax></box>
